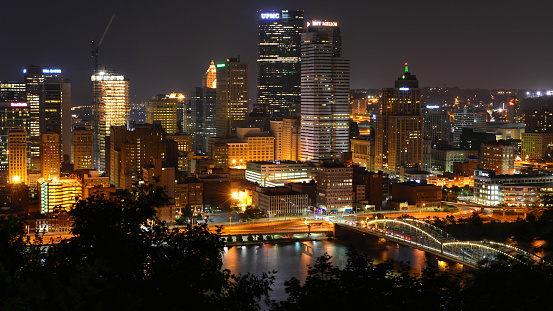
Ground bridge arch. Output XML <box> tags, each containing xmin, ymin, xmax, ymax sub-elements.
<box><xmin>360</xmin><ymin>218</ymin><xmax>546</xmax><ymax>266</ymax></box>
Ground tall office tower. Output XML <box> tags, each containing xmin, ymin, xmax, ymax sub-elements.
<box><xmin>24</xmin><ymin>66</ymin><xmax>71</xmax><ymax>160</ymax></box>
<box><xmin>190</xmin><ymin>87</ymin><xmax>216</xmax><ymax>154</ymax></box>
<box><xmin>300</xmin><ymin>20</ymin><xmax>350</xmax><ymax>162</ymax></box>
<box><xmin>146</xmin><ymin>94</ymin><xmax>181</xmax><ymax>135</ymax></box>
<box><xmin>202</xmin><ymin>60</ymin><xmax>217</xmax><ymax>89</ymax></box>
<box><xmin>73</xmin><ymin>128</ymin><xmax>93</xmax><ymax>170</ymax></box>
<box><xmin>0</xmin><ymin>82</ymin><xmax>27</xmax><ymax>171</ymax></box>
<box><xmin>8</xmin><ymin>129</ymin><xmax>27</xmax><ymax>184</ymax></box>
<box><xmin>270</xmin><ymin>118</ymin><xmax>300</xmax><ymax>161</ymax></box>
<box><xmin>91</xmin><ymin>69</ymin><xmax>129</xmax><ymax>173</ymax></box>
<box><xmin>257</xmin><ymin>10</ymin><xmax>303</xmax><ymax>119</ymax></box>
<box><xmin>375</xmin><ymin>64</ymin><xmax>423</xmax><ymax>171</ymax></box>
<box><xmin>423</xmin><ymin>107</ymin><xmax>451</xmax><ymax>142</ymax></box>
<box><xmin>215</xmin><ymin>58</ymin><xmax>249</xmax><ymax>137</ymax></box>
<box><xmin>41</xmin><ymin>133</ymin><xmax>60</xmax><ymax>179</ymax></box>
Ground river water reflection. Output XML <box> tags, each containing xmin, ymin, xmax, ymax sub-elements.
<box><xmin>222</xmin><ymin>237</ymin><xmax>434</xmax><ymax>304</ymax></box>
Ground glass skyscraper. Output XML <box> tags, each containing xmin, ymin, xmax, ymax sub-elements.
<box><xmin>91</xmin><ymin>69</ymin><xmax>129</xmax><ymax>173</ymax></box>
<box><xmin>257</xmin><ymin>10</ymin><xmax>303</xmax><ymax>120</ymax></box>
<box><xmin>300</xmin><ymin>20</ymin><xmax>350</xmax><ymax>162</ymax></box>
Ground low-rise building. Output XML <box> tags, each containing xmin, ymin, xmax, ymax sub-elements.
<box><xmin>245</xmin><ymin>161</ymin><xmax>312</xmax><ymax>187</ymax></box>
<box><xmin>252</xmin><ymin>186</ymin><xmax>308</xmax><ymax>217</ymax></box>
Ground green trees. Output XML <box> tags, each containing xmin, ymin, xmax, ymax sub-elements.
<box><xmin>0</xmin><ymin>184</ymin><xmax>273</xmax><ymax>311</ymax></box>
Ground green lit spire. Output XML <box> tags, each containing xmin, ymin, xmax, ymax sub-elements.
<box><xmin>404</xmin><ymin>62</ymin><xmax>409</xmax><ymax>73</ymax></box>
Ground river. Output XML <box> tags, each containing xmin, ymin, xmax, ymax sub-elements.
<box><xmin>222</xmin><ymin>235</ymin><xmax>456</xmax><ymax>307</ymax></box>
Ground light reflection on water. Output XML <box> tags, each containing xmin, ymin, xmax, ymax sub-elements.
<box><xmin>222</xmin><ymin>238</ymin><xmax>430</xmax><ymax>304</ymax></box>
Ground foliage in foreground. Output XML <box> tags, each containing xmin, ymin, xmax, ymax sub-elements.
<box><xmin>2</xmin><ymin>184</ymin><xmax>553</xmax><ymax>310</ymax></box>
<box><xmin>0</xmin><ymin>184</ymin><xmax>273</xmax><ymax>311</ymax></box>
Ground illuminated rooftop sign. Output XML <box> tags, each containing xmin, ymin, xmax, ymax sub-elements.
<box><xmin>42</xmin><ymin>68</ymin><xmax>62</xmax><ymax>74</ymax></box>
<box><xmin>399</xmin><ymin>87</ymin><xmax>409</xmax><ymax>91</ymax></box>
<box><xmin>309</xmin><ymin>20</ymin><xmax>338</xmax><ymax>27</ymax></box>
<box><xmin>426</xmin><ymin>105</ymin><xmax>439</xmax><ymax>109</ymax></box>
<box><xmin>261</xmin><ymin>13</ymin><xmax>280</xmax><ymax>19</ymax></box>
<box><xmin>10</xmin><ymin>102</ymin><xmax>27</xmax><ymax>107</ymax></box>
<box><xmin>216</xmin><ymin>63</ymin><xmax>226</xmax><ymax>68</ymax></box>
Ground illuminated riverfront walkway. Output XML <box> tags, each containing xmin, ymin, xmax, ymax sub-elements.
<box><xmin>340</xmin><ymin>218</ymin><xmax>546</xmax><ymax>268</ymax></box>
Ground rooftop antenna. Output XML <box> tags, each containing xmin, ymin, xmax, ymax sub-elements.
<box><xmin>91</xmin><ymin>15</ymin><xmax>115</xmax><ymax>71</ymax></box>
<box><xmin>405</xmin><ymin>62</ymin><xmax>409</xmax><ymax>73</ymax></box>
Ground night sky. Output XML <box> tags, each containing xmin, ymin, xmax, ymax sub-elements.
<box><xmin>2</xmin><ymin>0</ymin><xmax>552</xmax><ymax>107</ymax></box>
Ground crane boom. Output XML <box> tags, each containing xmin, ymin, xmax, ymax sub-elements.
<box><xmin>92</xmin><ymin>15</ymin><xmax>115</xmax><ymax>71</ymax></box>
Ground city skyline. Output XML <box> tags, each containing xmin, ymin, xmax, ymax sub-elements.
<box><xmin>2</xmin><ymin>0</ymin><xmax>553</xmax><ymax>107</ymax></box>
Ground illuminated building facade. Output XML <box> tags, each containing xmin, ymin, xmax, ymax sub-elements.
<box><xmin>350</xmin><ymin>136</ymin><xmax>374</xmax><ymax>171</ymax></box>
<box><xmin>39</xmin><ymin>175</ymin><xmax>82</xmax><ymax>214</ymax></box>
<box><xmin>0</xmin><ymin>82</ymin><xmax>27</xmax><ymax>170</ymax></box>
<box><xmin>190</xmin><ymin>87</ymin><xmax>216</xmax><ymax>153</ymax></box>
<box><xmin>41</xmin><ymin>133</ymin><xmax>60</xmax><ymax>179</ymax></box>
<box><xmin>524</xmin><ymin>108</ymin><xmax>553</xmax><ymax>133</ymax></box>
<box><xmin>209</xmin><ymin>128</ymin><xmax>274</xmax><ymax>168</ymax></box>
<box><xmin>480</xmin><ymin>141</ymin><xmax>515</xmax><ymax>175</ymax></box>
<box><xmin>521</xmin><ymin>132</ymin><xmax>553</xmax><ymax>160</ymax></box>
<box><xmin>24</xmin><ymin>66</ymin><xmax>71</xmax><ymax>161</ymax></box>
<box><xmin>315</xmin><ymin>163</ymin><xmax>353</xmax><ymax>212</ymax></box>
<box><xmin>245</xmin><ymin>161</ymin><xmax>311</xmax><ymax>187</ymax></box>
<box><xmin>73</xmin><ymin>128</ymin><xmax>93</xmax><ymax>170</ymax></box>
<box><xmin>375</xmin><ymin>64</ymin><xmax>423</xmax><ymax>171</ymax></box>
<box><xmin>270</xmin><ymin>119</ymin><xmax>300</xmax><ymax>161</ymax></box>
<box><xmin>109</xmin><ymin>124</ymin><xmax>171</xmax><ymax>190</ymax></box>
<box><xmin>215</xmin><ymin>58</ymin><xmax>249</xmax><ymax>137</ymax></box>
<box><xmin>300</xmin><ymin>20</ymin><xmax>350</xmax><ymax>162</ymax></box>
<box><xmin>146</xmin><ymin>93</ymin><xmax>182</xmax><ymax>135</ymax></box>
<box><xmin>252</xmin><ymin>186</ymin><xmax>308</xmax><ymax>217</ymax></box>
<box><xmin>91</xmin><ymin>69</ymin><xmax>129</xmax><ymax>172</ymax></box>
<box><xmin>257</xmin><ymin>10</ymin><xmax>303</xmax><ymax>119</ymax></box>
<box><xmin>8</xmin><ymin>128</ymin><xmax>27</xmax><ymax>185</ymax></box>
<box><xmin>202</xmin><ymin>60</ymin><xmax>217</xmax><ymax>89</ymax></box>
<box><xmin>474</xmin><ymin>169</ymin><xmax>553</xmax><ymax>206</ymax></box>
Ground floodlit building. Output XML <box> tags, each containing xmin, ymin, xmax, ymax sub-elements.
<box><xmin>41</xmin><ymin>133</ymin><xmax>60</xmax><ymax>179</ymax></box>
<box><xmin>350</xmin><ymin>136</ymin><xmax>374</xmax><ymax>171</ymax></box>
<box><xmin>479</xmin><ymin>141</ymin><xmax>515</xmax><ymax>175</ymax></box>
<box><xmin>375</xmin><ymin>64</ymin><xmax>423</xmax><ymax>171</ymax></box>
<box><xmin>252</xmin><ymin>186</ymin><xmax>308</xmax><ymax>216</ymax></box>
<box><xmin>202</xmin><ymin>60</ymin><xmax>217</xmax><ymax>89</ymax></box>
<box><xmin>8</xmin><ymin>128</ymin><xmax>27</xmax><ymax>185</ymax></box>
<box><xmin>270</xmin><ymin>119</ymin><xmax>301</xmax><ymax>161</ymax></box>
<box><xmin>39</xmin><ymin>175</ymin><xmax>82</xmax><ymax>214</ymax></box>
<box><xmin>145</xmin><ymin>93</ymin><xmax>182</xmax><ymax>135</ymax></box>
<box><xmin>245</xmin><ymin>161</ymin><xmax>312</xmax><ymax>187</ymax></box>
<box><xmin>300</xmin><ymin>19</ymin><xmax>350</xmax><ymax>162</ymax></box>
<box><xmin>91</xmin><ymin>69</ymin><xmax>129</xmax><ymax>173</ymax></box>
<box><xmin>257</xmin><ymin>10</ymin><xmax>303</xmax><ymax>119</ymax></box>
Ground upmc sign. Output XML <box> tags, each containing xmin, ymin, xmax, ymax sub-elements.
<box><xmin>261</xmin><ymin>13</ymin><xmax>280</xmax><ymax>19</ymax></box>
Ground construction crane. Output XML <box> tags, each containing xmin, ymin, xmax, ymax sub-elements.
<box><xmin>91</xmin><ymin>15</ymin><xmax>115</xmax><ymax>71</ymax></box>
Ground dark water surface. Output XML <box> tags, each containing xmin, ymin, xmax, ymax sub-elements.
<box><xmin>222</xmin><ymin>237</ymin><xmax>437</xmax><ymax>305</ymax></box>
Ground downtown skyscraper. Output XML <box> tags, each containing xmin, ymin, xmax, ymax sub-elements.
<box><xmin>215</xmin><ymin>58</ymin><xmax>248</xmax><ymax>137</ymax></box>
<box><xmin>257</xmin><ymin>10</ymin><xmax>303</xmax><ymax>119</ymax></box>
<box><xmin>300</xmin><ymin>20</ymin><xmax>350</xmax><ymax>162</ymax></box>
<box><xmin>91</xmin><ymin>69</ymin><xmax>129</xmax><ymax>173</ymax></box>
<box><xmin>375</xmin><ymin>64</ymin><xmax>423</xmax><ymax>171</ymax></box>
<box><xmin>24</xmin><ymin>66</ymin><xmax>71</xmax><ymax>164</ymax></box>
